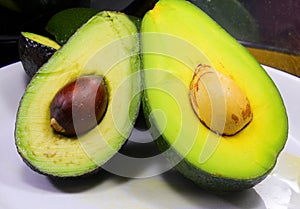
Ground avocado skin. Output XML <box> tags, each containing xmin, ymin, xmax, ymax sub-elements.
<box><xmin>123</xmin><ymin>0</ymin><xmax>158</xmax><ymax>17</ymax></box>
<box><xmin>18</xmin><ymin>33</ymin><xmax>58</xmax><ymax>78</ymax></box>
<box><xmin>45</xmin><ymin>7</ymin><xmax>99</xmax><ymax>45</ymax></box>
<box><xmin>189</xmin><ymin>0</ymin><xmax>259</xmax><ymax>42</ymax></box>
<box><xmin>142</xmin><ymin>99</ymin><xmax>269</xmax><ymax>193</ymax></box>
<box><xmin>156</xmin><ymin>135</ymin><xmax>269</xmax><ymax>193</ymax></box>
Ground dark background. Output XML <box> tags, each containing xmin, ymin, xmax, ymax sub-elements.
<box><xmin>0</xmin><ymin>0</ymin><xmax>299</xmax><ymax>68</ymax></box>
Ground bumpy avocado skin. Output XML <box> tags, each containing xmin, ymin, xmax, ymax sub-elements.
<box><xmin>141</xmin><ymin>0</ymin><xmax>288</xmax><ymax>192</ymax></box>
<box><xmin>15</xmin><ymin>12</ymin><xmax>141</xmax><ymax>178</ymax></box>
<box><xmin>19</xmin><ymin>32</ymin><xmax>60</xmax><ymax>78</ymax></box>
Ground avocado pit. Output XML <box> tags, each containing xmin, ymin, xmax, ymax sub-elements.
<box><xmin>50</xmin><ymin>75</ymin><xmax>108</xmax><ymax>137</ymax></box>
<box><xmin>189</xmin><ymin>65</ymin><xmax>252</xmax><ymax>135</ymax></box>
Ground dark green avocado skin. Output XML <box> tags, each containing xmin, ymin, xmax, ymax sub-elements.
<box><xmin>155</xmin><ymin>136</ymin><xmax>269</xmax><ymax>193</ymax></box>
<box><xmin>18</xmin><ymin>34</ymin><xmax>57</xmax><ymax>78</ymax></box>
<box><xmin>142</xmin><ymin>97</ymin><xmax>270</xmax><ymax>193</ymax></box>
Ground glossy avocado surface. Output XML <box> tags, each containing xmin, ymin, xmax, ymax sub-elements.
<box><xmin>19</xmin><ymin>32</ymin><xmax>60</xmax><ymax>78</ymax></box>
<box><xmin>15</xmin><ymin>11</ymin><xmax>141</xmax><ymax>178</ymax></box>
<box><xmin>45</xmin><ymin>7</ymin><xmax>99</xmax><ymax>45</ymax></box>
<box><xmin>141</xmin><ymin>0</ymin><xmax>288</xmax><ymax>192</ymax></box>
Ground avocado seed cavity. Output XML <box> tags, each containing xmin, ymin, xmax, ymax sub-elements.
<box><xmin>189</xmin><ymin>65</ymin><xmax>252</xmax><ymax>135</ymax></box>
<box><xmin>50</xmin><ymin>75</ymin><xmax>108</xmax><ymax>137</ymax></box>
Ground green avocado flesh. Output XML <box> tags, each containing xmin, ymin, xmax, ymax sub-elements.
<box><xmin>21</xmin><ymin>32</ymin><xmax>61</xmax><ymax>49</ymax></box>
<box><xmin>15</xmin><ymin>11</ymin><xmax>141</xmax><ymax>177</ymax></box>
<box><xmin>141</xmin><ymin>0</ymin><xmax>288</xmax><ymax>191</ymax></box>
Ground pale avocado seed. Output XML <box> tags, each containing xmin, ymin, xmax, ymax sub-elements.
<box><xmin>189</xmin><ymin>65</ymin><xmax>252</xmax><ymax>135</ymax></box>
<box><xmin>50</xmin><ymin>75</ymin><xmax>108</xmax><ymax>137</ymax></box>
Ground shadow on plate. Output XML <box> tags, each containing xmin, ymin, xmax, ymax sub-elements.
<box><xmin>48</xmin><ymin>169</ymin><xmax>125</xmax><ymax>193</ymax></box>
<box><xmin>159</xmin><ymin>170</ymin><xmax>267</xmax><ymax>209</ymax></box>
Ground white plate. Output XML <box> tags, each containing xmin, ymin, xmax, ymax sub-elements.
<box><xmin>0</xmin><ymin>62</ymin><xmax>299</xmax><ymax>209</ymax></box>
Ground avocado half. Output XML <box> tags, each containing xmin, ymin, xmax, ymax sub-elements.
<box><xmin>15</xmin><ymin>11</ymin><xmax>141</xmax><ymax>177</ymax></box>
<box><xmin>141</xmin><ymin>0</ymin><xmax>288</xmax><ymax>192</ymax></box>
<box><xmin>19</xmin><ymin>32</ymin><xmax>61</xmax><ymax>78</ymax></box>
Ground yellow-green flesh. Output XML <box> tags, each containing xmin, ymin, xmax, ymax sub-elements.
<box><xmin>16</xmin><ymin>12</ymin><xmax>140</xmax><ymax>177</ymax></box>
<box><xmin>21</xmin><ymin>32</ymin><xmax>61</xmax><ymax>49</ymax></box>
<box><xmin>142</xmin><ymin>0</ymin><xmax>288</xmax><ymax>180</ymax></box>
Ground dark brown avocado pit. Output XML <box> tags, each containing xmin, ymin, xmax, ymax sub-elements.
<box><xmin>50</xmin><ymin>75</ymin><xmax>108</xmax><ymax>137</ymax></box>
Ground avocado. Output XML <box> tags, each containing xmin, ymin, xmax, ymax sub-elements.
<box><xmin>123</xmin><ymin>0</ymin><xmax>158</xmax><ymax>17</ymax></box>
<box><xmin>19</xmin><ymin>32</ymin><xmax>61</xmax><ymax>78</ymax></box>
<box><xmin>141</xmin><ymin>0</ymin><xmax>288</xmax><ymax>192</ymax></box>
<box><xmin>189</xmin><ymin>0</ymin><xmax>259</xmax><ymax>42</ymax></box>
<box><xmin>45</xmin><ymin>7</ymin><xmax>99</xmax><ymax>45</ymax></box>
<box><xmin>15</xmin><ymin>11</ymin><xmax>141</xmax><ymax>178</ymax></box>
